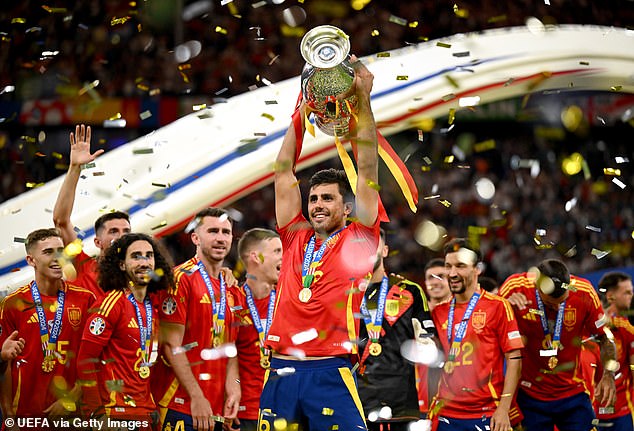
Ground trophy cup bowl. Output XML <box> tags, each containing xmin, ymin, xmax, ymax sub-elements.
<box><xmin>300</xmin><ymin>25</ymin><xmax>357</xmax><ymax>136</ymax></box>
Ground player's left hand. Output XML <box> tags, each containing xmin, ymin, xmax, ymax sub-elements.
<box><xmin>223</xmin><ymin>379</ymin><xmax>241</xmax><ymax>420</ymax></box>
<box><xmin>220</xmin><ymin>267</ymin><xmax>239</xmax><ymax>287</ymax></box>
<box><xmin>489</xmin><ymin>406</ymin><xmax>511</xmax><ymax>431</ymax></box>
<box><xmin>596</xmin><ymin>372</ymin><xmax>617</xmax><ymax>407</ymax></box>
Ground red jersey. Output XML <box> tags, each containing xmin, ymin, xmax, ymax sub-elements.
<box><xmin>416</xmin><ymin>364</ymin><xmax>430</xmax><ymax>415</ymax></box>
<box><xmin>266</xmin><ymin>213</ymin><xmax>380</xmax><ymax>356</ymax></box>
<box><xmin>0</xmin><ymin>281</ymin><xmax>96</xmax><ymax>416</ymax></box>
<box><xmin>152</xmin><ymin>257</ymin><xmax>236</xmax><ymax>416</ymax></box>
<box><xmin>230</xmin><ymin>285</ymin><xmax>273</xmax><ymax>420</ymax></box>
<box><xmin>431</xmin><ymin>291</ymin><xmax>524</xmax><ymax>420</ymax></box>
<box><xmin>80</xmin><ymin>290</ymin><xmax>157</xmax><ymax>415</ymax></box>
<box><xmin>71</xmin><ymin>250</ymin><xmax>103</xmax><ymax>298</ymax></box>
<box><xmin>594</xmin><ymin>316</ymin><xmax>634</xmax><ymax>419</ymax></box>
<box><xmin>499</xmin><ymin>273</ymin><xmax>606</xmax><ymax>401</ymax></box>
<box><xmin>578</xmin><ymin>340</ymin><xmax>601</xmax><ymax>402</ymax></box>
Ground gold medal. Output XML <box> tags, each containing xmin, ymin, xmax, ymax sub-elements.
<box><xmin>443</xmin><ymin>361</ymin><xmax>455</xmax><ymax>374</ymax></box>
<box><xmin>298</xmin><ymin>288</ymin><xmax>312</xmax><ymax>303</ymax></box>
<box><xmin>213</xmin><ymin>336</ymin><xmax>221</xmax><ymax>348</ymax></box>
<box><xmin>138</xmin><ymin>365</ymin><xmax>150</xmax><ymax>379</ymax></box>
<box><xmin>260</xmin><ymin>356</ymin><xmax>271</xmax><ymax>369</ymax></box>
<box><xmin>368</xmin><ymin>342</ymin><xmax>382</xmax><ymax>356</ymax></box>
<box><xmin>548</xmin><ymin>356</ymin><xmax>558</xmax><ymax>369</ymax></box>
<box><xmin>42</xmin><ymin>355</ymin><xmax>56</xmax><ymax>373</ymax></box>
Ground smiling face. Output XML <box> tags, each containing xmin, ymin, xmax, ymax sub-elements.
<box><xmin>94</xmin><ymin>218</ymin><xmax>131</xmax><ymax>251</ymax></box>
<box><xmin>444</xmin><ymin>249</ymin><xmax>481</xmax><ymax>299</ymax></box>
<box><xmin>308</xmin><ymin>183</ymin><xmax>350</xmax><ymax>237</ymax></box>
<box><xmin>121</xmin><ymin>240</ymin><xmax>155</xmax><ymax>287</ymax></box>
<box><xmin>192</xmin><ymin>215</ymin><xmax>233</xmax><ymax>264</ymax></box>
<box><xmin>425</xmin><ymin>265</ymin><xmax>450</xmax><ymax>302</ymax></box>
<box><xmin>26</xmin><ymin>236</ymin><xmax>65</xmax><ymax>281</ymax></box>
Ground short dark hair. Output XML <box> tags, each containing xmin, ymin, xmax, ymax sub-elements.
<box><xmin>443</xmin><ymin>238</ymin><xmax>482</xmax><ymax>264</ymax></box>
<box><xmin>98</xmin><ymin>233</ymin><xmax>175</xmax><ymax>294</ymax></box>
<box><xmin>479</xmin><ymin>276</ymin><xmax>499</xmax><ymax>293</ymax></box>
<box><xmin>309</xmin><ymin>168</ymin><xmax>353</xmax><ymax>201</ymax></box>
<box><xmin>94</xmin><ymin>211</ymin><xmax>130</xmax><ymax>234</ymax></box>
<box><xmin>598</xmin><ymin>271</ymin><xmax>632</xmax><ymax>307</ymax></box>
<box><xmin>238</xmin><ymin>228</ymin><xmax>279</xmax><ymax>262</ymax></box>
<box><xmin>536</xmin><ymin>259</ymin><xmax>571</xmax><ymax>299</ymax></box>
<box><xmin>25</xmin><ymin>228</ymin><xmax>62</xmax><ymax>253</ymax></box>
<box><xmin>191</xmin><ymin>207</ymin><xmax>233</xmax><ymax>230</ymax></box>
<box><xmin>424</xmin><ymin>258</ymin><xmax>445</xmax><ymax>273</ymax></box>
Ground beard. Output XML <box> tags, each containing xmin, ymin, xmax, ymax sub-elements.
<box><xmin>449</xmin><ymin>278</ymin><xmax>467</xmax><ymax>295</ymax></box>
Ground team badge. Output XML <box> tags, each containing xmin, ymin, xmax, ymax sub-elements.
<box><xmin>67</xmin><ymin>306</ymin><xmax>82</xmax><ymax>327</ymax></box>
<box><xmin>472</xmin><ymin>310</ymin><xmax>487</xmax><ymax>330</ymax></box>
<box><xmin>564</xmin><ymin>308</ymin><xmax>576</xmax><ymax>328</ymax></box>
<box><xmin>89</xmin><ymin>317</ymin><xmax>106</xmax><ymax>336</ymax></box>
<box><xmin>162</xmin><ymin>297</ymin><xmax>177</xmax><ymax>315</ymax></box>
<box><xmin>385</xmin><ymin>299</ymin><xmax>399</xmax><ymax>317</ymax></box>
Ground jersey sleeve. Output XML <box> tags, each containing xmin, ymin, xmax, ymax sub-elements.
<box><xmin>405</xmin><ymin>279</ymin><xmax>437</xmax><ymax>338</ymax></box>
<box><xmin>82</xmin><ymin>294</ymin><xmax>121</xmax><ymax>346</ymax></box>
<box><xmin>0</xmin><ymin>297</ymin><xmax>15</xmax><ymax>347</ymax></box>
<box><xmin>576</xmin><ymin>278</ymin><xmax>607</xmax><ymax>337</ymax></box>
<box><xmin>496</xmin><ymin>298</ymin><xmax>524</xmax><ymax>352</ymax></box>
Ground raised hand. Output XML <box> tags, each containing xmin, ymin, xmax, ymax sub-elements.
<box><xmin>69</xmin><ymin>124</ymin><xmax>104</xmax><ymax>167</ymax></box>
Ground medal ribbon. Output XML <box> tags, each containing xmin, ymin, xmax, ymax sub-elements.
<box><xmin>198</xmin><ymin>261</ymin><xmax>227</xmax><ymax>341</ymax></box>
<box><xmin>301</xmin><ymin>228</ymin><xmax>345</xmax><ymax>289</ymax></box>
<box><xmin>125</xmin><ymin>290</ymin><xmax>153</xmax><ymax>365</ymax></box>
<box><xmin>244</xmin><ymin>284</ymin><xmax>276</xmax><ymax>356</ymax></box>
<box><xmin>535</xmin><ymin>290</ymin><xmax>566</xmax><ymax>351</ymax></box>
<box><xmin>360</xmin><ymin>276</ymin><xmax>389</xmax><ymax>342</ymax></box>
<box><xmin>446</xmin><ymin>292</ymin><xmax>481</xmax><ymax>361</ymax></box>
<box><xmin>30</xmin><ymin>281</ymin><xmax>65</xmax><ymax>358</ymax></box>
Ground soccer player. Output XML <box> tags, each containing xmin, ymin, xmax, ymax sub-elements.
<box><xmin>417</xmin><ymin>258</ymin><xmax>451</xmax><ymax>418</ymax></box>
<box><xmin>259</xmin><ymin>57</ymin><xmax>380</xmax><ymax>430</ymax></box>
<box><xmin>153</xmin><ymin>207</ymin><xmax>240</xmax><ymax>431</ymax></box>
<box><xmin>499</xmin><ymin>258</ymin><xmax>617</xmax><ymax>431</ymax></box>
<box><xmin>230</xmin><ymin>228</ymin><xmax>282</xmax><ymax>431</ymax></box>
<box><xmin>430</xmin><ymin>238</ymin><xmax>524</xmax><ymax>431</ymax></box>
<box><xmin>594</xmin><ymin>272</ymin><xmax>634</xmax><ymax>430</ymax></box>
<box><xmin>0</xmin><ymin>228</ymin><xmax>97</xmax><ymax>416</ymax></box>
<box><xmin>77</xmin><ymin>232</ymin><xmax>174</xmax><ymax>423</ymax></box>
<box><xmin>358</xmin><ymin>229</ymin><xmax>437</xmax><ymax>430</ymax></box>
<box><xmin>53</xmin><ymin>124</ymin><xmax>131</xmax><ymax>296</ymax></box>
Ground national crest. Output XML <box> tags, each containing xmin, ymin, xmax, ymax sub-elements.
<box><xmin>162</xmin><ymin>296</ymin><xmax>177</xmax><ymax>315</ymax></box>
<box><xmin>89</xmin><ymin>317</ymin><xmax>106</xmax><ymax>336</ymax></box>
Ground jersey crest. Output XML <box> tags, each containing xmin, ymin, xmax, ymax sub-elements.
<box><xmin>162</xmin><ymin>296</ymin><xmax>177</xmax><ymax>315</ymax></box>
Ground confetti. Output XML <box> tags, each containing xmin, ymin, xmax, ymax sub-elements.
<box><xmin>452</xmin><ymin>51</ymin><xmax>470</xmax><ymax>57</ymax></box>
<box><xmin>110</xmin><ymin>16</ymin><xmax>131</xmax><ymax>26</ymax></box>
<box><xmin>42</xmin><ymin>6</ymin><xmax>68</xmax><ymax>13</ymax></box>
<box><xmin>388</xmin><ymin>15</ymin><xmax>407</xmax><ymax>26</ymax></box>
<box><xmin>615</xmin><ymin>156</ymin><xmax>629</xmax><ymax>164</ymax></box>
<box><xmin>376</xmin><ymin>52</ymin><xmax>391</xmax><ymax>58</ymax></box>
<box><xmin>591</xmin><ymin>248</ymin><xmax>611</xmax><ymax>259</ymax></box>
<box><xmin>474</xmin><ymin>139</ymin><xmax>495</xmax><ymax>152</ymax></box>
<box><xmin>487</xmin><ymin>15</ymin><xmax>507</xmax><ymax>23</ymax></box>
<box><xmin>448</xmin><ymin>108</ymin><xmax>456</xmax><ymax>125</ymax></box>
<box><xmin>396</xmin><ymin>75</ymin><xmax>409</xmax><ymax>81</ymax></box>
<box><xmin>610</xmin><ymin>85</ymin><xmax>622</xmax><ymax>92</ymax></box>
<box><xmin>612</xmin><ymin>178</ymin><xmax>626</xmax><ymax>189</ymax></box>
<box><xmin>14</xmin><ymin>237</ymin><xmax>25</xmax><ymax>243</ymax></box>
<box><xmin>92</xmin><ymin>172</ymin><xmax>105</xmax><ymax>176</ymax></box>
<box><xmin>445</xmin><ymin>75</ymin><xmax>459</xmax><ymax>88</ymax></box>
<box><xmin>436</xmin><ymin>42</ymin><xmax>452</xmax><ymax>48</ymax></box>
<box><xmin>133</xmin><ymin>148</ymin><xmax>154</xmax><ymax>155</ymax></box>
<box><xmin>151</xmin><ymin>220</ymin><xmax>167</xmax><ymax>230</ymax></box>
<box><xmin>261</xmin><ymin>113</ymin><xmax>275</xmax><ymax>121</ymax></box>
<box><xmin>585</xmin><ymin>225</ymin><xmax>602</xmax><ymax>233</ymax></box>
<box><xmin>439</xmin><ymin>199</ymin><xmax>452</xmax><ymax>208</ymax></box>
<box><xmin>453</xmin><ymin>4</ymin><xmax>469</xmax><ymax>18</ymax></box>
<box><xmin>441</xmin><ymin>93</ymin><xmax>456</xmax><ymax>102</ymax></box>
<box><xmin>371</xmin><ymin>29</ymin><xmax>380</xmax><ymax>37</ymax></box>
<box><xmin>579</xmin><ymin>61</ymin><xmax>590</xmax><ymax>66</ymax></box>
<box><xmin>603</xmin><ymin>168</ymin><xmax>621</xmax><ymax>176</ymax></box>
<box><xmin>139</xmin><ymin>110</ymin><xmax>152</xmax><ymax>120</ymax></box>
<box><xmin>215</xmin><ymin>26</ymin><xmax>228</xmax><ymax>35</ymax></box>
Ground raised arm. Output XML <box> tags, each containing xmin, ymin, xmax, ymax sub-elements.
<box><xmin>53</xmin><ymin>124</ymin><xmax>104</xmax><ymax>245</ymax></box>
<box><xmin>274</xmin><ymin>105</ymin><xmax>304</xmax><ymax>228</ymax></box>
<box><xmin>347</xmin><ymin>58</ymin><xmax>378</xmax><ymax>227</ymax></box>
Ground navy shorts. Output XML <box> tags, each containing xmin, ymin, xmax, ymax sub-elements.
<box><xmin>258</xmin><ymin>356</ymin><xmax>367</xmax><ymax>430</ymax></box>
<box><xmin>596</xmin><ymin>412</ymin><xmax>634</xmax><ymax>431</ymax></box>
<box><xmin>517</xmin><ymin>390</ymin><xmax>596</xmax><ymax>431</ymax></box>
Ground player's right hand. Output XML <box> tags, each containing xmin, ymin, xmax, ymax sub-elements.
<box><xmin>506</xmin><ymin>292</ymin><xmax>529</xmax><ymax>310</ymax></box>
<box><xmin>191</xmin><ymin>395</ymin><xmax>214</xmax><ymax>431</ymax></box>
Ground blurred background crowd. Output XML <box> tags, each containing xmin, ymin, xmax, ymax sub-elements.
<box><xmin>0</xmin><ymin>0</ymin><xmax>632</xmax><ymax>286</ymax></box>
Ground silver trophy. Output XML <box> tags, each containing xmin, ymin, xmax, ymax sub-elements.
<box><xmin>300</xmin><ymin>25</ymin><xmax>356</xmax><ymax>136</ymax></box>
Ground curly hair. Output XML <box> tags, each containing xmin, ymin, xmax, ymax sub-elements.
<box><xmin>98</xmin><ymin>233</ymin><xmax>175</xmax><ymax>294</ymax></box>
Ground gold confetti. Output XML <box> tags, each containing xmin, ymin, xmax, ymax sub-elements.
<box><xmin>444</xmin><ymin>155</ymin><xmax>455</xmax><ymax>164</ymax></box>
<box><xmin>366</xmin><ymin>180</ymin><xmax>381</xmax><ymax>191</ymax></box>
<box><xmin>474</xmin><ymin>139</ymin><xmax>496</xmax><ymax>152</ymax></box>
<box><xmin>42</xmin><ymin>6</ymin><xmax>68</xmax><ymax>13</ymax></box>
<box><xmin>261</xmin><ymin>113</ymin><xmax>275</xmax><ymax>121</ymax></box>
<box><xmin>92</xmin><ymin>172</ymin><xmax>105</xmax><ymax>176</ymax></box>
<box><xmin>396</xmin><ymin>75</ymin><xmax>409</xmax><ymax>81</ymax></box>
<box><xmin>453</xmin><ymin>4</ymin><xmax>469</xmax><ymax>18</ymax></box>
<box><xmin>110</xmin><ymin>16</ymin><xmax>131</xmax><ymax>26</ymax></box>
<box><xmin>26</xmin><ymin>182</ymin><xmax>45</xmax><ymax>188</ymax></box>
<box><xmin>322</xmin><ymin>408</ymin><xmax>335</xmax><ymax>416</ymax></box>
<box><xmin>448</xmin><ymin>108</ymin><xmax>456</xmax><ymax>125</ymax></box>
<box><xmin>441</xmin><ymin>93</ymin><xmax>456</xmax><ymax>102</ymax></box>
<box><xmin>439</xmin><ymin>199</ymin><xmax>452</xmax><ymax>208</ymax></box>
<box><xmin>610</xmin><ymin>85</ymin><xmax>622</xmax><ymax>92</ymax></box>
<box><xmin>561</xmin><ymin>105</ymin><xmax>583</xmax><ymax>131</ymax></box>
<box><xmin>139</xmin><ymin>110</ymin><xmax>152</xmax><ymax>120</ymax></box>
<box><xmin>409</xmin><ymin>21</ymin><xmax>419</xmax><ymax>28</ymax></box>
<box><xmin>11</xmin><ymin>18</ymin><xmax>26</xmax><ymax>24</ymax></box>
<box><xmin>133</xmin><ymin>148</ymin><xmax>153</xmax><ymax>155</ymax></box>
<box><xmin>108</xmin><ymin>113</ymin><xmax>122</xmax><ymax>121</ymax></box>
<box><xmin>388</xmin><ymin>15</ymin><xmax>407</xmax><ymax>26</ymax></box>
<box><xmin>371</xmin><ymin>29</ymin><xmax>380</xmax><ymax>37</ymax></box>
<box><xmin>603</xmin><ymin>168</ymin><xmax>621</xmax><ymax>176</ymax></box>
<box><xmin>151</xmin><ymin>220</ymin><xmax>168</xmax><ymax>230</ymax></box>
<box><xmin>192</xmin><ymin>104</ymin><xmax>207</xmax><ymax>111</ymax></box>
<box><xmin>445</xmin><ymin>75</ymin><xmax>459</xmax><ymax>88</ymax></box>
<box><xmin>215</xmin><ymin>26</ymin><xmax>228</xmax><ymax>35</ymax></box>
<box><xmin>436</xmin><ymin>42</ymin><xmax>451</xmax><ymax>48</ymax></box>
<box><xmin>487</xmin><ymin>15</ymin><xmax>507</xmax><ymax>23</ymax></box>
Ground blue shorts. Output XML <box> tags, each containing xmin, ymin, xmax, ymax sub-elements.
<box><xmin>517</xmin><ymin>390</ymin><xmax>596</xmax><ymax>431</ymax></box>
<box><xmin>161</xmin><ymin>408</ymin><xmax>223</xmax><ymax>431</ymax></box>
<box><xmin>436</xmin><ymin>416</ymin><xmax>491</xmax><ymax>431</ymax></box>
<box><xmin>258</xmin><ymin>356</ymin><xmax>367</xmax><ymax>430</ymax></box>
<box><xmin>596</xmin><ymin>412</ymin><xmax>634</xmax><ymax>431</ymax></box>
